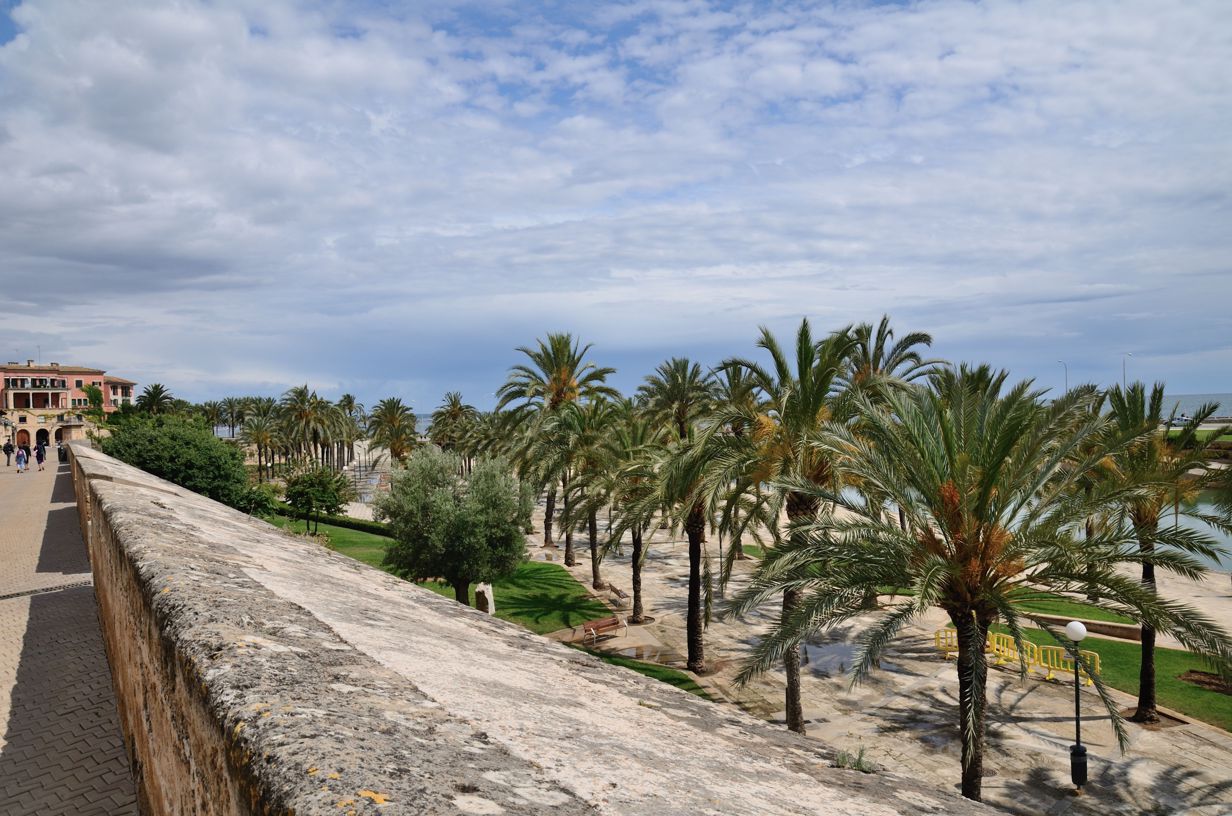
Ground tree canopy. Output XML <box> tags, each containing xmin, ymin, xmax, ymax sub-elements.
<box><xmin>375</xmin><ymin>447</ymin><xmax>529</xmax><ymax>605</ymax></box>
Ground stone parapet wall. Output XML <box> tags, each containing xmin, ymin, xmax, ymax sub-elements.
<box><xmin>69</xmin><ymin>443</ymin><xmax>989</xmax><ymax>815</ymax></box>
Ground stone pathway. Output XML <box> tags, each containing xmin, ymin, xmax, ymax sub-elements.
<box><xmin>539</xmin><ymin>515</ymin><xmax>1232</xmax><ymax>816</ymax></box>
<box><xmin>0</xmin><ymin>459</ymin><xmax>138</xmax><ymax>815</ymax></box>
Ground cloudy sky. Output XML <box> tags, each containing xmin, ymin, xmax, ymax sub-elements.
<box><xmin>1</xmin><ymin>0</ymin><xmax>1229</xmax><ymax>408</ymax></box>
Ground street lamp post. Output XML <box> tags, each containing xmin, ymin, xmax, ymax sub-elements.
<box><xmin>1057</xmin><ymin>360</ymin><xmax>1068</xmax><ymax>393</ymax></box>
<box><xmin>1066</xmin><ymin>620</ymin><xmax>1089</xmax><ymax>794</ymax></box>
<box><xmin>1122</xmin><ymin>352</ymin><xmax>1133</xmax><ymax>390</ymax></box>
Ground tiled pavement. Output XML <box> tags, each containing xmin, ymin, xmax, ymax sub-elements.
<box><xmin>0</xmin><ymin>458</ymin><xmax>138</xmax><ymax>815</ymax></box>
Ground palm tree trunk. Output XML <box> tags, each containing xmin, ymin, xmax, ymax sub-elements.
<box><xmin>544</xmin><ymin>486</ymin><xmax>556</xmax><ymax>547</ymax></box>
<box><xmin>950</xmin><ymin>608</ymin><xmax>990</xmax><ymax>802</ymax></box>
<box><xmin>562</xmin><ymin>475</ymin><xmax>575</xmax><ymax>567</ymax></box>
<box><xmin>630</xmin><ymin>528</ymin><xmax>645</xmax><ymax>624</ymax></box>
<box><xmin>783</xmin><ymin>587</ymin><xmax>805</xmax><ymax>733</ymax></box>
<box><xmin>685</xmin><ymin>500</ymin><xmax>706</xmax><ymax>674</ymax></box>
<box><xmin>783</xmin><ymin>492</ymin><xmax>817</xmax><ymax>734</ymax></box>
<box><xmin>1132</xmin><ymin>520</ymin><xmax>1160</xmax><ymax>723</ymax></box>
<box><xmin>588</xmin><ymin>508</ymin><xmax>603</xmax><ymax>589</ymax></box>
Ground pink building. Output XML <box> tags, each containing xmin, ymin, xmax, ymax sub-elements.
<box><xmin>1</xmin><ymin>360</ymin><xmax>137</xmax><ymax>448</ymax></box>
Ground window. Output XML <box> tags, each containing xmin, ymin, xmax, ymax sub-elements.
<box><xmin>18</xmin><ymin>416</ymin><xmax>25</xmax><ymax>423</ymax></box>
<box><xmin>75</xmin><ymin>380</ymin><xmax>83</xmax><ymax>388</ymax></box>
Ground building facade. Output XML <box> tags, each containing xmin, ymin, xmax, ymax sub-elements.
<box><xmin>1</xmin><ymin>360</ymin><xmax>137</xmax><ymax>448</ymax></box>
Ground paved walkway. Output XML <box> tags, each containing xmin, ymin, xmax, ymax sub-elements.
<box><xmin>539</xmin><ymin>512</ymin><xmax>1232</xmax><ymax>816</ymax></box>
<box><xmin>0</xmin><ymin>459</ymin><xmax>138</xmax><ymax>815</ymax></box>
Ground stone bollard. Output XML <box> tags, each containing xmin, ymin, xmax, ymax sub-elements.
<box><xmin>475</xmin><ymin>583</ymin><xmax>496</xmax><ymax>615</ymax></box>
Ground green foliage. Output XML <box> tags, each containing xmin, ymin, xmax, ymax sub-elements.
<box><xmin>98</xmin><ymin>414</ymin><xmax>248</xmax><ymax>507</ymax></box>
<box><xmin>284</xmin><ymin>466</ymin><xmax>354</xmax><ymax>533</ymax></box>
<box><xmin>833</xmin><ymin>747</ymin><xmax>876</xmax><ymax>773</ymax></box>
<box><xmin>234</xmin><ymin>482</ymin><xmax>280</xmax><ymax>517</ymax></box>
<box><xmin>272</xmin><ymin>502</ymin><xmax>391</xmax><ymax>537</ymax></box>
<box><xmin>81</xmin><ymin>384</ymin><xmax>106</xmax><ymax>424</ymax></box>
<box><xmin>376</xmin><ymin>447</ymin><xmax>529</xmax><ymax>604</ymax></box>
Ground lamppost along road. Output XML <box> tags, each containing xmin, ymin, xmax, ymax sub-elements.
<box><xmin>1122</xmin><ymin>352</ymin><xmax>1133</xmax><ymax>389</ymax></box>
<box><xmin>1057</xmin><ymin>360</ymin><xmax>1068</xmax><ymax>393</ymax></box>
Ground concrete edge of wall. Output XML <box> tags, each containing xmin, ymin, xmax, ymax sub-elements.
<box><xmin>68</xmin><ymin>442</ymin><xmax>991</xmax><ymax>816</ymax></box>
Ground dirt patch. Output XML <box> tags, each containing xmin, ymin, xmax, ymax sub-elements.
<box><xmin>1179</xmin><ymin>670</ymin><xmax>1232</xmax><ymax>696</ymax></box>
<box><xmin>1118</xmin><ymin>707</ymin><xmax>1186</xmax><ymax>730</ymax></box>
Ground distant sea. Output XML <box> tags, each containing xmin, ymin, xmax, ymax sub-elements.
<box><xmin>1166</xmin><ymin>393</ymin><xmax>1232</xmax><ymax>420</ymax></box>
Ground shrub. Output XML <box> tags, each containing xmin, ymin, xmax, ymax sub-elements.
<box><xmin>98</xmin><ymin>414</ymin><xmax>248</xmax><ymax>507</ymax></box>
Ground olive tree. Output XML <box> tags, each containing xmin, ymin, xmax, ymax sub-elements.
<box><xmin>376</xmin><ymin>447</ymin><xmax>528</xmax><ymax>606</ymax></box>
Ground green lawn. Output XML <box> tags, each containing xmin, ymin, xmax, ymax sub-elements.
<box><xmin>1014</xmin><ymin>596</ymin><xmax>1135</xmax><ymax>624</ymax></box>
<box><xmin>1166</xmin><ymin>428</ymin><xmax>1232</xmax><ymax>442</ymax></box>
<box><xmin>268</xmin><ymin>516</ymin><xmax>389</xmax><ymax>568</ymax></box>
<box><xmin>989</xmin><ymin>625</ymin><xmax>1232</xmax><ymax>731</ymax></box>
<box><xmin>268</xmin><ymin>516</ymin><xmax>613</xmax><ymax>634</ymax></box>
<box><xmin>418</xmin><ymin>561</ymin><xmax>613</xmax><ymax>635</ymax></box>
<box><xmin>574</xmin><ymin>647</ymin><xmax>711</xmax><ymax>699</ymax></box>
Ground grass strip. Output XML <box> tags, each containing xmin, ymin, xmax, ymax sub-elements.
<box><xmin>267</xmin><ymin>517</ymin><xmax>611</xmax><ymax>635</ymax></box>
<box><xmin>573</xmin><ymin>646</ymin><xmax>711</xmax><ymax>699</ymax></box>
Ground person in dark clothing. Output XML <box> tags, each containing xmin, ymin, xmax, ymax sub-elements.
<box><xmin>3</xmin><ymin>440</ymin><xmax>12</xmax><ymax>466</ymax></box>
<box><xmin>34</xmin><ymin>443</ymin><xmax>46</xmax><ymax>472</ymax></box>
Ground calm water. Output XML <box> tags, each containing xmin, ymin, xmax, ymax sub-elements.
<box><xmin>1177</xmin><ymin>494</ymin><xmax>1230</xmax><ymax>573</ymax></box>
<box><xmin>1165</xmin><ymin>393</ymin><xmax>1232</xmax><ymax>420</ymax></box>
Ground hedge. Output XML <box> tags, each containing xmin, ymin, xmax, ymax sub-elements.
<box><xmin>272</xmin><ymin>501</ymin><xmax>392</xmax><ymax>537</ymax></box>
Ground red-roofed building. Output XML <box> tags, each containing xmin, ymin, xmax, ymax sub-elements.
<box><xmin>1</xmin><ymin>360</ymin><xmax>138</xmax><ymax>447</ymax></box>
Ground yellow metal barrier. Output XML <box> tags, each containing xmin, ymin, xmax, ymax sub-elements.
<box><xmin>933</xmin><ymin>628</ymin><xmax>1100</xmax><ymax>685</ymax></box>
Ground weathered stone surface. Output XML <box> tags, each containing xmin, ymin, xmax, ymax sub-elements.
<box><xmin>70</xmin><ymin>443</ymin><xmax>991</xmax><ymax>815</ymax></box>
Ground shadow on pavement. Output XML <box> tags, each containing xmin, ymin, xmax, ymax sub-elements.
<box><xmin>0</xmin><ymin>465</ymin><xmax>137</xmax><ymax>815</ymax></box>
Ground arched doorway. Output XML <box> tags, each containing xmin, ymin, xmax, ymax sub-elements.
<box><xmin>54</xmin><ymin>428</ymin><xmax>63</xmax><ymax>443</ymax></box>
<box><xmin>15</xmin><ymin>429</ymin><xmax>30</xmax><ymax>447</ymax></box>
<box><xmin>36</xmin><ymin>429</ymin><xmax>50</xmax><ymax>447</ymax></box>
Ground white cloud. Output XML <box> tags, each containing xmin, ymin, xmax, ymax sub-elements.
<box><xmin>0</xmin><ymin>0</ymin><xmax>1228</xmax><ymax>404</ymax></box>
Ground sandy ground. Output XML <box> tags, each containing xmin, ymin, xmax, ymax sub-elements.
<box><xmin>534</xmin><ymin>507</ymin><xmax>1232</xmax><ymax>816</ymax></box>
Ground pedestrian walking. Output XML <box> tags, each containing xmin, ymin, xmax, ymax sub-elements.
<box><xmin>2</xmin><ymin>440</ymin><xmax>12</xmax><ymax>466</ymax></box>
<box><xmin>14</xmin><ymin>445</ymin><xmax>26</xmax><ymax>474</ymax></box>
<box><xmin>35</xmin><ymin>443</ymin><xmax>45</xmax><ymax>471</ymax></box>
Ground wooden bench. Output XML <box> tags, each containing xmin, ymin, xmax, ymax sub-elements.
<box><xmin>582</xmin><ymin>615</ymin><xmax>627</xmax><ymax>645</ymax></box>
<box><xmin>607</xmin><ymin>585</ymin><xmax>630</xmax><ymax>608</ymax></box>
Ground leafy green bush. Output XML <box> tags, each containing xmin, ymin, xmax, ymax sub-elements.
<box><xmin>375</xmin><ymin>448</ymin><xmax>529</xmax><ymax>607</ymax></box>
<box><xmin>271</xmin><ymin>502</ymin><xmax>391</xmax><ymax>536</ymax></box>
<box><xmin>284</xmin><ymin>467</ymin><xmax>354</xmax><ymax>534</ymax></box>
<box><xmin>98</xmin><ymin>414</ymin><xmax>248</xmax><ymax>507</ymax></box>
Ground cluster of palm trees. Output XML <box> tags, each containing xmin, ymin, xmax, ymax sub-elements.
<box><xmin>426</xmin><ymin>318</ymin><xmax>1231</xmax><ymax>804</ymax></box>
<box><xmin>192</xmin><ymin>388</ymin><xmax>414</xmax><ymax>480</ymax></box>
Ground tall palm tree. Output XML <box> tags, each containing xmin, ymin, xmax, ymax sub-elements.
<box><xmin>367</xmin><ymin>397</ymin><xmax>417</xmax><ymax>464</ymax></box>
<box><xmin>637</xmin><ymin>357</ymin><xmax>716</xmax><ymax>674</ymax></box>
<box><xmin>221</xmin><ymin>396</ymin><xmax>245</xmax><ymax>438</ymax></box>
<box><xmin>136</xmin><ymin>383</ymin><xmax>174</xmax><ymax>414</ymax></box>
<box><xmin>543</xmin><ymin>399</ymin><xmax>619</xmax><ymax>585</ymax></box>
<box><xmin>199</xmin><ymin>401</ymin><xmax>224</xmax><ymax>435</ymax></box>
<box><xmin>1106</xmin><ymin>383</ymin><xmax>1230</xmax><ymax>723</ymax></box>
<box><xmin>337</xmin><ymin>393</ymin><xmax>365</xmax><ymax>466</ymax></box>
<box><xmin>729</xmin><ymin>368</ymin><xmax>1232</xmax><ymax>802</ymax></box>
<box><xmin>431</xmin><ymin>392</ymin><xmax>479</xmax><ymax>469</ymax></box>
<box><xmin>241</xmin><ymin>414</ymin><xmax>277</xmax><ymax>482</ymax></box>
<box><xmin>699</xmin><ymin>320</ymin><xmax>857</xmax><ymax>733</ymax></box>
<box><xmin>496</xmin><ymin>333</ymin><xmax>618</xmax><ymax>546</ymax></box>
<box><xmin>842</xmin><ymin>314</ymin><xmax>945</xmax><ymax>396</ymax></box>
<box><xmin>600</xmin><ymin>400</ymin><xmax>665</xmax><ymax>623</ymax></box>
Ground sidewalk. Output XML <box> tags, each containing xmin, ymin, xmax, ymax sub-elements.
<box><xmin>0</xmin><ymin>459</ymin><xmax>138</xmax><ymax>815</ymax></box>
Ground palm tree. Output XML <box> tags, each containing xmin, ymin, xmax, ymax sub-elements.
<box><xmin>541</xmin><ymin>399</ymin><xmax>619</xmax><ymax>585</ymax></box>
<box><xmin>135</xmin><ymin>383</ymin><xmax>174</xmax><ymax>414</ymax></box>
<box><xmin>221</xmin><ymin>396</ymin><xmax>245</xmax><ymax>438</ymax></box>
<box><xmin>842</xmin><ymin>314</ymin><xmax>945</xmax><ymax>396</ymax></box>
<box><xmin>637</xmin><ymin>357</ymin><xmax>716</xmax><ymax>674</ymax></box>
<box><xmin>729</xmin><ymin>367</ymin><xmax>1232</xmax><ymax>802</ymax></box>
<box><xmin>699</xmin><ymin>320</ymin><xmax>857</xmax><ymax>733</ymax></box>
<box><xmin>241</xmin><ymin>414</ymin><xmax>277</xmax><ymax>482</ymax></box>
<box><xmin>367</xmin><ymin>397</ymin><xmax>417</xmax><ymax>464</ymax></box>
<box><xmin>601</xmin><ymin>401</ymin><xmax>665</xmax><ymax>623</ymax></box>
<box><xmin>199</xmin><ymin>401</ymin><xmax>223</xmax><ymax>435</ymax></box>
<box><xmin>430</xmin><ymin>392</ymin><xmax>479</xmax><ymax>469</ymax></box>
<box><xmin>1106</xmin><ymin>383</ymin><xmax>1230</xmax><ymax>723</ymax></box>
<box><xmin>496</xmin><ymin>333</ymin><xmax>618</xmax><ymax>547</ymax></box>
